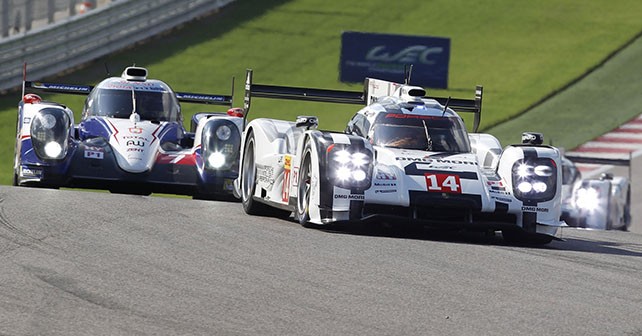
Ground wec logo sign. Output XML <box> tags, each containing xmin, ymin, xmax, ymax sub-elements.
<box><xmin>366</xmin><ymin>46</ymin><xmax>444</xmax><ymax>64</ymax></box>
<box><xmin>340</xmin><ymin>31</ymin><xmax>450</xmax><ymax>89</ymax></box>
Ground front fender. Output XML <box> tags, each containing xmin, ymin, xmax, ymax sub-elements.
<box><xmin>498</xmin><ymin>144</ymin><xmax>564</xmax><ymax>232</ymax></box>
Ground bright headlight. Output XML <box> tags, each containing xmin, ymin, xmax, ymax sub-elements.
<box><xmin>352</xmin><ymin>152</ymin><xmax>369</xmax><ymax>167</ymax></box>
<box><xmin>336</xmin><ymin>166</ymin><xmax>352</xmax><ymax>181</ymax></box>
<box><xmin>532</xmin><ymin>182</ymin><xmax>548</xmax><ymax>192</ymax></box>
<box><xmin>534</xmin><ymin>165</ymin><xmax>553</xmax><ymax>177</ymax></box>
<box><xmin>44</xmin><ymin>142</ymin><xmax>63</xmax><ymax>158</ymax></box>
<box><xmin>352</xmin><ymin>169</ymin><xmax>367</xmax><ymax>182</ymax></box>
<box><xmin>208</xmin><ymin>152</ymin><xmax>226</xmax><ymax>168</ymax></box>
<box><xmin>575</xmin><ymin>188</ymin><xmax>600</xmax><ymax>211</ymax></box>
<box><xmin>516</xmin><ymin>164</ymin><xmax>530</xmax><ymax>178</ymax></box>
<box><xmin>517</xmin><ymin>181</ymin><xmax>532</xmax><ymax>193</ymax></box>
<box><xmin>216</xmin><ymin>125</ymin><xmax>232</xmax><ymax>141</ymax></box>
<box><xmin>333</xmin><ymin>150</ymin><xmax>351</xmax><ymax>164</ymax></box>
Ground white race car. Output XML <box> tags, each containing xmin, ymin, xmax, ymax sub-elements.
<box><xmin>561</xmin><ymin>155</ymin><xmax>631</xmax><ymax>230</ymax></box>
<box><xmin>235</xmin><ymin>70</ymin><xmax>565</xmax><ymax>244</ymax></box>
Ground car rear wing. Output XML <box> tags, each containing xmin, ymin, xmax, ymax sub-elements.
<box><xmin>24</xmin><ymin>81</ymin><xmax>234</xmax><ymax>107</ymax></box>
<box><xmin>243</xmin><ymin>69</ymin><xmax>483</xmax><ymax>132</ymax></box>
<box><xmin>565</xmin><ymin>152</ymin><xmax>632</xmax><ymax>180</ymax></box>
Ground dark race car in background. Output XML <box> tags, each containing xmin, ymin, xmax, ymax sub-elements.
<box><xmin>14</xmin><ymin>66</ymin><xmax>244</xmax><ymax>199</ymax></box>
<box><xmin>561</xmin><ymin>155</ymin><xmax>631</xmax><ymax>230</ymax></box>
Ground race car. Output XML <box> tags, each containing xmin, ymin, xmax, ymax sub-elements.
<box><xmin>14</xmin><ymin>66</ymin><xmax>243</xmax><ymax>199</ymax></box>
<box><xmin>561</xmin><ymin>155</ymin><xmax>631</xmax><ymax>230</ymax></box>
<box><xmin>235</xmin><ymin>70</ymin><xmax>566</xmax><ymax>244</ymax></box>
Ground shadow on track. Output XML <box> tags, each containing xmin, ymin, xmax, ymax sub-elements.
<box><xmin>299</xmin><ymin>219</ymin><xmax>642</xmax><ymax>256</ymax></box>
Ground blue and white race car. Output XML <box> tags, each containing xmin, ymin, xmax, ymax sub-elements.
<box><xmin>14</xmin><ymin>66</ymin><xmax>243</xmax><ymax>198</ymax></box>
<box><xmin>235</xmin><ymin>70</ymin><xmax>566</xmax><ymax>244</ymax></box>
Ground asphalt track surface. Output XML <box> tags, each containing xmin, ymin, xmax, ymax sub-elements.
<box><xmin>1</xmin><ymin>186</ymin><xmax>641</xmax><ymax>335</ymax></box>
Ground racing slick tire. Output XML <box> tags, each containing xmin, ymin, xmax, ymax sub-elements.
<box><xmin>240</xmin><ymin>132</ymin><xmax>290</xmax><ymax>218</ymax></box>
<box><xmin>295</xmin><ymin>144</ymin><xmax>314</xmax><ymax>228</ymax></box>
<box><xmin>501</xmin><ymin>229</ymin><xmax>553</xmax><ymax>245</ymax></box>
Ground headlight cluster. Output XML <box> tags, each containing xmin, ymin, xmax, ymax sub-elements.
<box><xmin>30</xmin><ymin>108</ymin><xmax>71</xmax><ymax>160</ymax></box>
<box><xmin>574</xmin><ymin>187</ymin><xmax>601</xmax><ymax>212</ymax></box>
<box><xmin>512</xmin><ymin>159</ymin><xmax>557</xmax><ymax>201</ymax></box>
<box><xmin>327</xmin><ymin>145</ymin><xmax>372</xmax><ymax>189</ymax></box>
<box><xmin>202</xmin><ymin>120</ymin><xmax>240</xmax><ymax>170</ymax></box>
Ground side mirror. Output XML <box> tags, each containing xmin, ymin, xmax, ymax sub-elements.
<box><xmin>295</xmin><ymin>116</ymin><xmax>318</xmax><ymax>130</ymax></box>
<box><xmin>522</xmin><ymin>132</ymin><xmax>544</xmax><ymax>145</ymax></box>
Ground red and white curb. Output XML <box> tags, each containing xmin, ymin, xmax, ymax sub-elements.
<box><xmin>565</xmin><ymin>115</ymin><xmax>642</xmax><ymax>177</ymax></box>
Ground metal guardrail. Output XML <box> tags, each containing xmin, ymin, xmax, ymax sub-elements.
<box><xmin>0</xmin><ymin>0</ymin><xmax>235</xmax><ymax>92</ymax></box>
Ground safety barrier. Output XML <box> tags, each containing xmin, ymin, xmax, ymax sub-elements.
<box><xmin>0</xmin><ymin>0</ymin><xmax>235</xmax><ymax>92</ymax></box>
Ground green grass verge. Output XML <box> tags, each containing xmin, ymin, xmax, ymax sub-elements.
<box><xmin>487</xmin><ymin>32</ymin><xmax>642</xmax><ymax>150</ymax></box>
<box><xmin>1</xmin><ymin>0</ymin><xmax>641</xmax><ymax>185</ymax></box>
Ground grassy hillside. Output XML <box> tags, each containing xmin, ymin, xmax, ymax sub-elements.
<box><xmin>1</xmin><ymin>0</ymin><xmax>641</xmax><ymax>184</ymax></box>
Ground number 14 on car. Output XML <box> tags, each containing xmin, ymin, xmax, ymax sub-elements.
<box><xmin>425</xmin><ymin>173</ymin><xmax>461</xmax><ymax>193</ymax></box>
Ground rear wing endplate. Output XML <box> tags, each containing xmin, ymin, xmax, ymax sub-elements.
<box><xmin>243</xmin><ymin>69</ymin><xmax>483</xmax><ymax>132</ymax></box>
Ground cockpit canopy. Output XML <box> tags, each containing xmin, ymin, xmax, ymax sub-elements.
<box><xmin>369</xmin><ymin>110</ymin><xmax>470</xmax><ymax>153</ymax></box>
<box><xmin>83</xmin><ymin>78</ymin><xmax>181</xmax><ymax>122</ymax></box>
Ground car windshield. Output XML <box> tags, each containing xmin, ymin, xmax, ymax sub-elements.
<box><xmin>84</xmin><ymin>88</ymin><xmax>180</xmax><ymax>122</ymax></box>
<box><xmin>370</xmin><ymin>113</ymin><xmax>470</xmax><ymax>152</ymax></box>
<box><xmin>561</xmin><ymin>158</ymin><xmax>581</xmax><ymax>185</ymax></box>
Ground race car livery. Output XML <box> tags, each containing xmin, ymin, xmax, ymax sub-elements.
<box><xmin>561</xmin><ymin>155</ymin><xmax>631</xmax><ymax>230</ymax></box>
<box><xmin>14</xmin><ymin>66</ymin><xmax>243</xmax><ymax>198</ymax></box>
<box><xmin>235</xmin><ymin>70</ymin><xmax>566</xmax><ymax>244</ymax></box>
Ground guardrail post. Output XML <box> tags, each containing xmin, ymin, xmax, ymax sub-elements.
<box><xmin>25</xmin><ymin>0</ymin><xmax>33</xmax><ymax>31</ymax></box>
<box><xmin>47</xmin><ymin>0</ymin><xmax>54</xmax><ymax>24</ymax></box>
<box><xmin>1</xmin><ymin>0</ymin><xmax>9</xmax><ymax>37</ymax></box>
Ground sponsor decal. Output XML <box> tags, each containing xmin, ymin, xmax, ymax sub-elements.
<box><xmin>84</xmin><ymin>150</ymin><xmax>104</xmax><ymax>159</ymax></box>
<box><xmin>126</xmin><ymin>140</ymin><xmax>145</xmax><ymax>147</ymax></box>
<box><xmin>491</xmin><ymin>196</ymin><xmax>512</xmax><ymax>203</ymax></box>
<box><xmin>339</xmin><ymin>31</ymin><xmax>450</xmax><ymax>88</ymax></box>
<box><xmin>425</xmin><ymin>173</ymin><xmax>461</xmax><ymax>194</ymax></box>
<box><xmin>397</xmin><ymin>157</ymin><xmax>477</xmax><ymax>166</ymax></box>
<box><xmin>487</xmin><ymin>180</ymin><xmax>506</xmax><ymax>191</ymax></box>
<box><xmin>224</xmin><ymin>179</ymin><xmax>234</xmax><ymax>191</ymax></box>
<box><xmin>375</xmin><ymin>189</ymin><xmax>396</xmax><ymax>194</ymax></box>
<box><xmin>489</xmin><ymin>189</ymin><xmax>511</xmax><ymax>195</ymax></box>
<box><xmin>291</xmin><ymin>168</ymin><xmax>299</xmax><ymax>188</ymax></box>
<box><xmin>374</xmin><ymin>182</ymin><xmax>397</xmax><ymax>187</ymax></box>
<box><xmin>256</xmin><ymin>164</ymin><xmax>275</xmax><ymax>185</ymax></box>
<box><xmin>20</xmin><ymin>166</ymin><xmax>43</xmax><ymax>178</ymax></box>
<box><xmin>129</xmin><ymin>127</ymin><xmax>143</xmax><ymax>134</ymax></box>
<box><xmin>385</xmin><ymin>113</ymin><xmax>444</xmax><ymax>120</ymax></box>
<box><xmin>334</xmin><ymin>194</ymin><xmax>365</xmax><ymax>200</ymax></box>
<box><xmin>375</xmin><ymin>170</ymin><xmax>397</xmax><ymax>180</ymax></box>
<box><xmin>282</xmin><ymin>155</ymin><xmax>292</xmax><ymax>202</ymax></box>
<box><xmin>521</xmin><ymin>206</ymin><xmax>549</xmax><ymax>213</ymax></box>
<box><xmin>33</xmin><ymin>82</ymin><xmax>91</xmax><ymax>93</ymax></box>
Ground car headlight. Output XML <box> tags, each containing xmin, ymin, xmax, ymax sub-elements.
<box><xmin>30</xmin><ymin>108</ymin><xmax>70</xmax><ymax>160</ymax></box>
<box><xmin>216</xmin><ymin>125</ymin><xmax>232</xmax><ymax>141</ymax></box>
<box><xmin>574</xmin><ymin>187</ymin><xmax>600</xmax><ymax>212</ymax></box>
<box><xmin>512</xmin><ymin>159</ymin><xmax>557</xmax><ymax>202</ymax></box>
<box><xmin>207</xmin><ymin>152</ymin><xmax>226</xmax><ymax>169</ymax></box>
<box><xmin>44</xmin><ymin>142</ymin><xmax>63</xmax><ymax>158</ymax></box>
<box><xmin>201</xmin><ymin>120</ymin><xmax>241</xmax><ymax>171</ymax></box>
<box><xmin>327</xmin><ymin>144</ymin><xmax>372</xmax><ymax>189</ymax></box>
